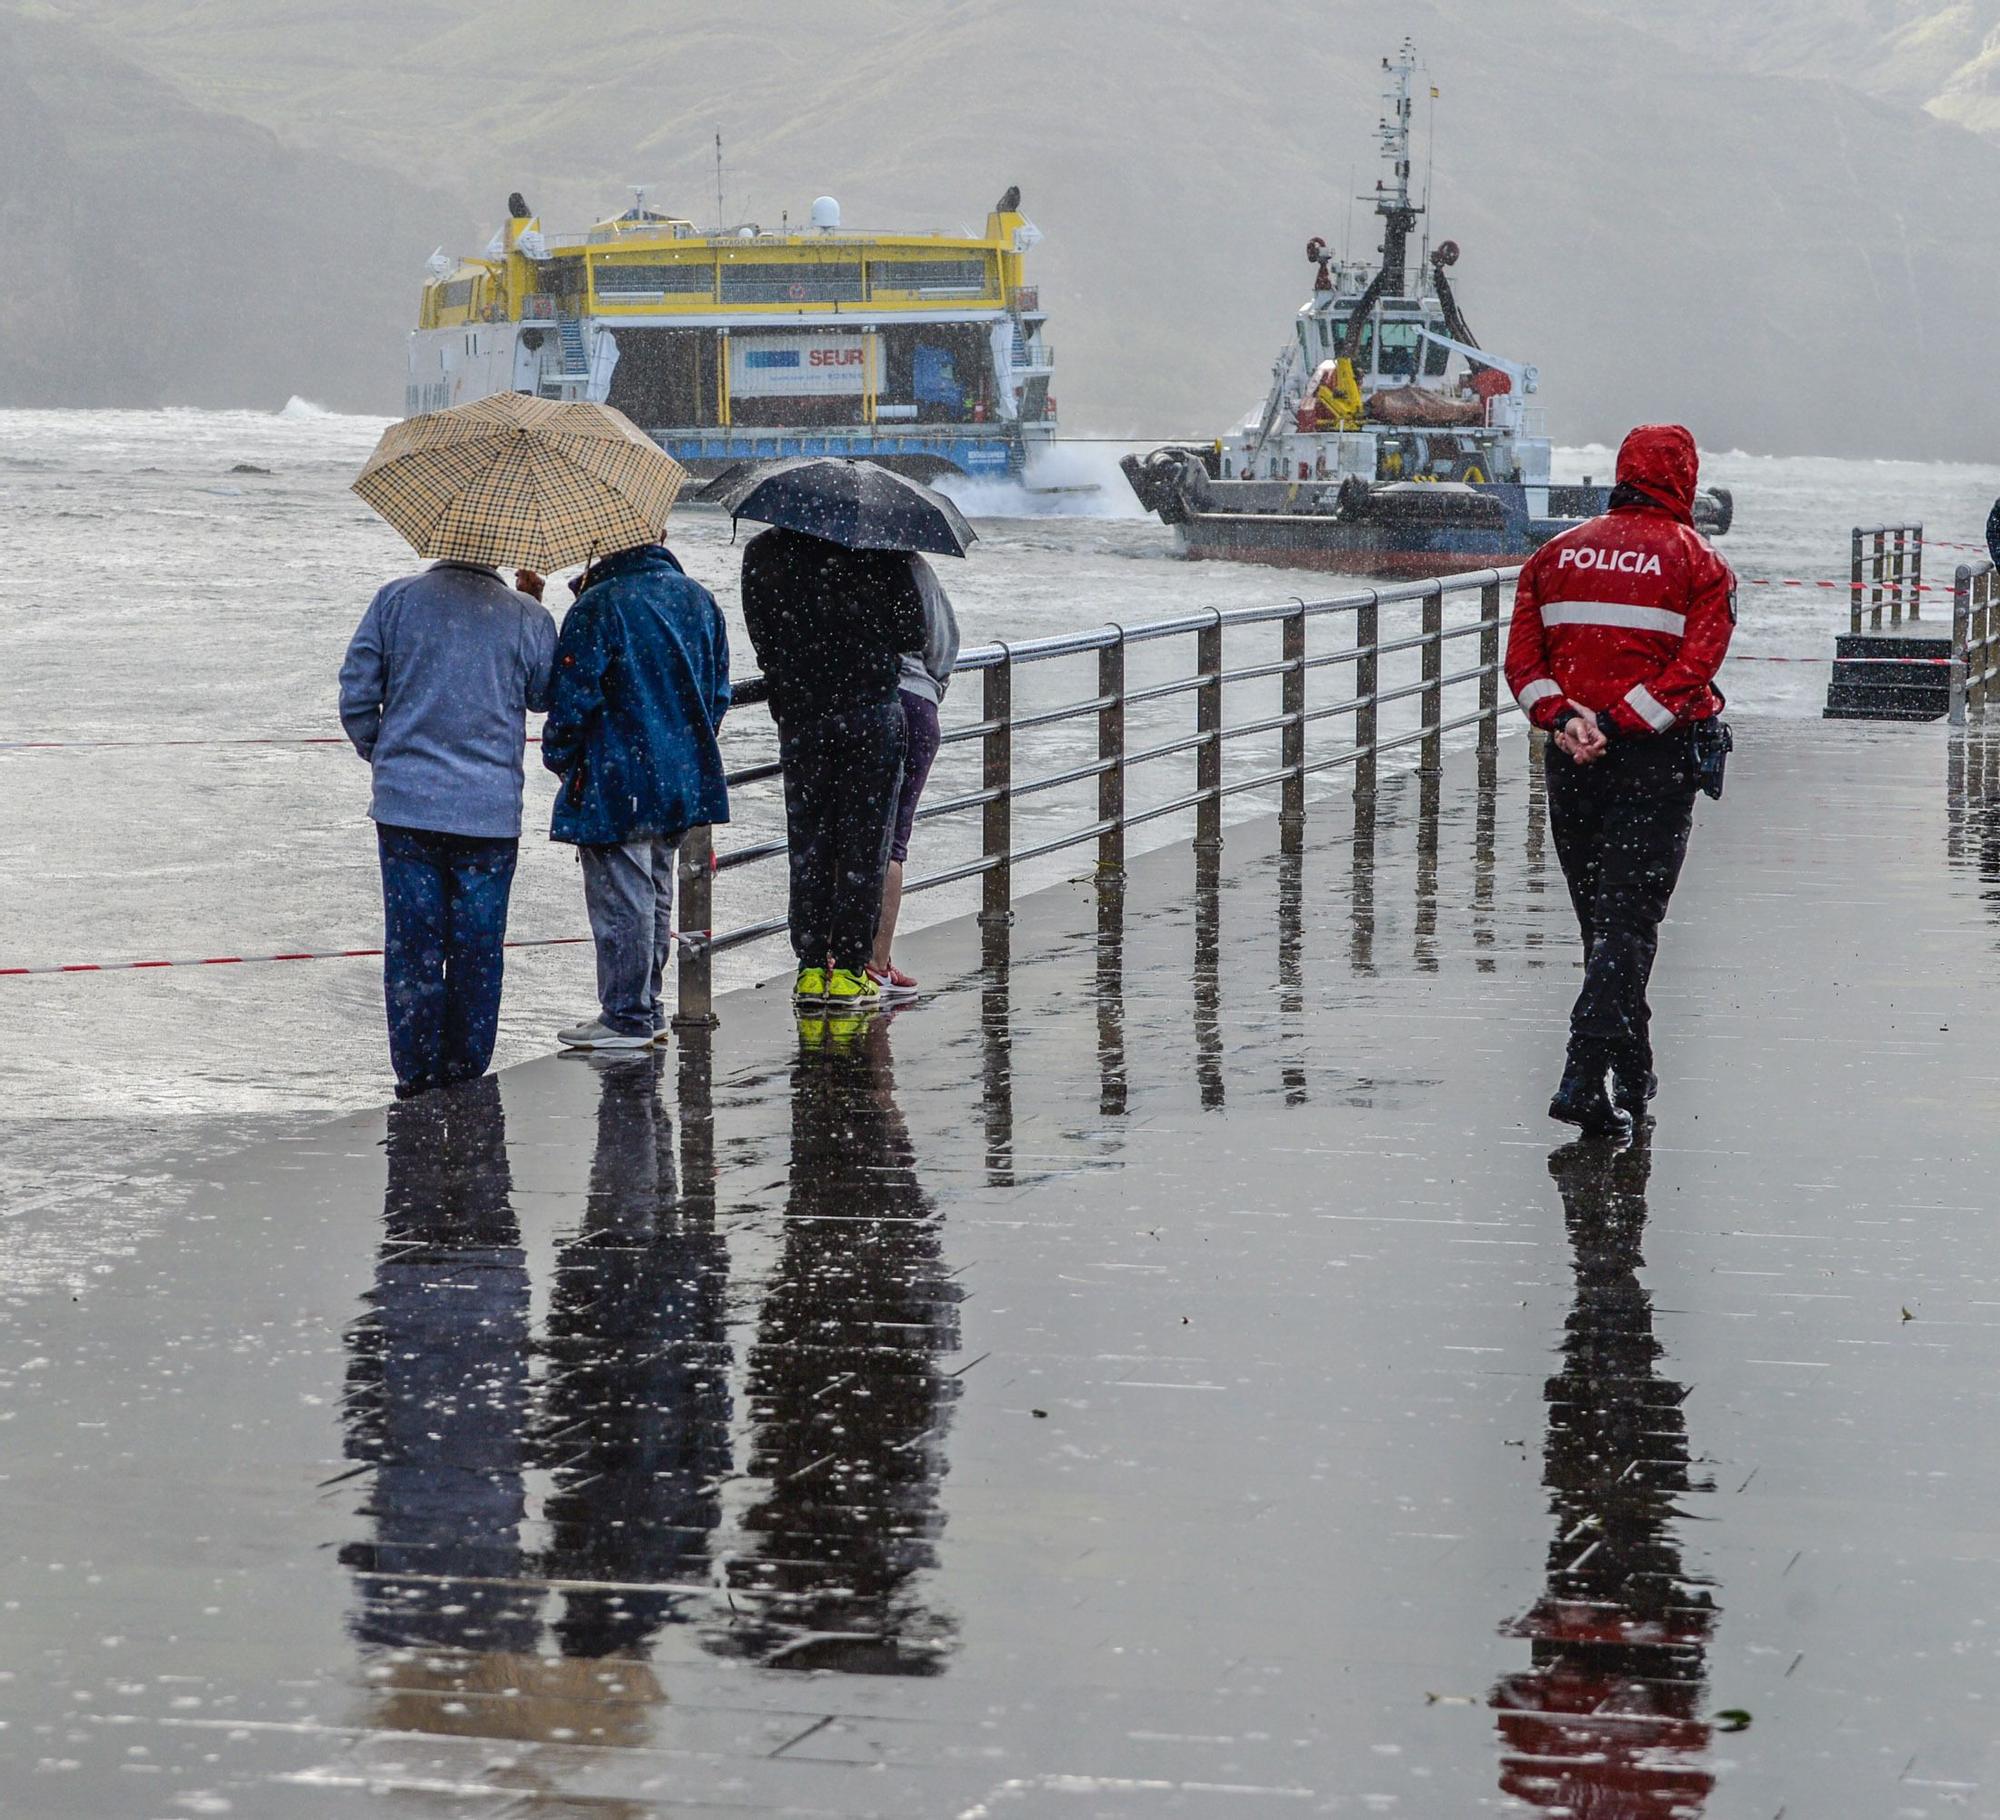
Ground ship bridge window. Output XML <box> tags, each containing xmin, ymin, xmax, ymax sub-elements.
<box><xmin>1423</xmin><ymin>328</ymin><xmax>1451</xmax><ymax>378</ymax></box>
<box><xmin>868</xmin><ymin>258</ymin><xmax>989</xmax><ymax>297</ymax></box>
<box><xmin>1376</xmin><ymin>320</ymin><xmax>1420</xmax><ymax>377</ymax></box>
<box><xmin>720</xmin><ymin>261</ymin><xmax>864</xmax><ymax>304</ymax></box>
<box><xmin>439</xmin><ymin>278</ymin><xmax>476</xmax><ymax>313</ymax></box>
<box><xmin>595</xmin><ymin>263</ymin><xmax>715</xmax><ymax>298</ymax></box>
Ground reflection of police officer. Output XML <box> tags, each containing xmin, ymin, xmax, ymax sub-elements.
<box><xmin>1506</xmin><ymin>425</ymin><xmax>1734</xmax><ymax>1135</ymax></box>
<box><xmin>1491</xmin><ymin>1138</ymin><xmax>1718</xmax><ymax>1815</ymax></box>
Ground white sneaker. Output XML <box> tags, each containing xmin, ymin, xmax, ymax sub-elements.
<box><xmin>557</xmin><ymin>1017</ymin><xmax>654</xmax><ymax>1050</ymax></box>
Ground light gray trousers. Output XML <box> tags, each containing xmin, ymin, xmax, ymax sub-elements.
<box><xmin>578</xmin><ymin>836</ymin><xmax>679</xmax><ymax>1036</ymax></box>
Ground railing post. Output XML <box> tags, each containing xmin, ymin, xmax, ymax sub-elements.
<box><xmin>1098</xmin><ymin>630</ymin><xmax>1126</xmax><ymax>881</ymax></box>
<box><xmin>980</xmin><ymin>649</ymin><xmax>1013</xmax><ymax>926</ymax></box>
<box><xmin>1419</xmin><ymin>584</ymin><xmax>1444</xmax><ymax>776</ymax></box>
<box><xmin>1354</xmin><ymin>590</ymin><xmax>1380</xmax><ymax>799</ymax></box>
<box><xmin>1891</xmin><ymin>527</ymin><xmax>1907</xmax><ymax>628</ymax></box>
<box><xmin>1951</xmin><ymin>565</ymin><xmax>1972</xmax><ymax>728</ymax></box>
<box><xmin>671</xmin><ymin>824</ymin><xmax>718</xmax><ymax>1030</ymax></box>
<box><xmin>1910</xmin><ymin>523</ymin><xmax>1924</xmax><ymax>623</ymax></box>
<box><xmin>1978</xmin><ymin>569</ymin><xmax>1995</xmax><ymax>712</ymax></box>
<box><xmin>1478</xmin><ymin>576</ymin><xmax>1502</xmax><ymax>758</ymax></box>
<box><xmin>1195</xmin><ymin>610</ymin><xmax>1223</xmax><ymax>853</ymax></box>
<box><xmin>1280</xmin><ymin>601</ymin><xmax>1307</xmax><ymax>843</ymax></box>
<box><xmin>1850</xmin><ymin>528</ymin><xmax>1864</xmax><ymax>636</ymax></box>
<box><xmin>1871</xmin><ymin>528</ymin><xmax>1886</xmax><ymax>631</ymax></box>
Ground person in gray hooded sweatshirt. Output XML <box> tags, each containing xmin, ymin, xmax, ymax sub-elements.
<box><xmin>868</xmin><ymin>553</ymin><xmax>960</xmax><ymax>999</ymax></box>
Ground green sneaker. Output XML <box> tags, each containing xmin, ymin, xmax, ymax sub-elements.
<box><xmin>824</xmin><ymin>966</ymin><xmax>880</xmax><ymax>1009</ymax></box>
<box><xmin>821</xmin><ymin>1010</ymin><xmax>869</xmax><ymax>1049</ymax></box>
<box><xmin>794</xmin><ymin>965</ymin><xmax>829</xmax><ymax>1003</ymax></box>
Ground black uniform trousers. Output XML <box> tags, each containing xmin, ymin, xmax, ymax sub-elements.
<box><xmin>778</xmin><ymin>700</ymin><xmax>907</xmax><ymax>971</ymax></box>
<box><xmin>1545</xmin><ymin>728</ymin><xmax>1698</xmax><ymax>1067</ymax></box>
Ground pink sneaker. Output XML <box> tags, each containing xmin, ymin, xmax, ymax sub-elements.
<box><xmin>865</xmin><ymin>964</ymin><xmax>921</xmax><ymax>1001</ymax></box>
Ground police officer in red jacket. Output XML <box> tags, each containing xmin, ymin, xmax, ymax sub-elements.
<box><xmin>1506</xmin><ymin>424</ymin><xmax>1735</xmax><ymax>1135</ymax></box>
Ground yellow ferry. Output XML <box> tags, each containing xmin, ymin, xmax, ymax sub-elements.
<box><xmin>410</xmin><ymin>186</ymin><xmax>1055</xmax><ymax>481</ymax></box>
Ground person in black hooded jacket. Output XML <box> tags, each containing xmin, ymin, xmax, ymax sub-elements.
<box><xmin>741</xmin><ymin>526</ymin><xmax>926</xmax><ymax>1007</ymax></box>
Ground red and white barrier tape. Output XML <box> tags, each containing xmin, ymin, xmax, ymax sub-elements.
<box><xmin>0</xmin><ymin>934</ymin><xmax>611</xmax><ymax>979</ymax></box>
<box><xmin>1739</xmin><ymin>577</ymin><xmax>1960</xmax><ymax>594</ymax></box>
<box><xmin>0</xmin><ymin>736</ymin><xmax>546</xmax><ymax>753</ymax></box>
<box><xmin>1726</xmin><ymin>654</ymin><xmax>1951</xmax><ymax>665</ymax></box>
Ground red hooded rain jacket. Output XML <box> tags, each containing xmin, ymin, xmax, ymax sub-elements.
<box><xmin>1504</xmin><ymin>425</ymin><xmax>1734</xmax><ymax>736</ymax></box>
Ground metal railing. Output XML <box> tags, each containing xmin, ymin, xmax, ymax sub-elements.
<box><xmin>670</xmin><ymin>568</ymin><xmax>1522</xmax><ymax>1026</ymax></box>
<box><xmin>1850</xmin><ymin>523</ymin><xmax>1925</xmax><ymax>632</ymax></box>
<box><xmin>1951</xmin><ymin>559</ymin><xmax>2000</xmax><ymax>725</ymax></box>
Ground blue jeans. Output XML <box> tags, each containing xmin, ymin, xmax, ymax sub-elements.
<box><xmin>378</xmin><ymin>823</ymin><xmax>520</xmax><ymax>1093</ymax></box>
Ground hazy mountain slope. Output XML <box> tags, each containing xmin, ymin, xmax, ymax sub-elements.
<box><xmin>14</xmin><ymin>0</ymin><xmax>2000</xmax><ymax>458</ymax></box>
<box><xmin>0</xmin><ymin>9</ymin><xmax>464</xmax><ymax>411</ymax></box>
<box><xmin>1567</xmin><ymin>1</ymin><xmax>2000</xmax><ymax>126</ymax></box>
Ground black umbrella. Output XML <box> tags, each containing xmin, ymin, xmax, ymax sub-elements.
<box><xmin>715</xmin><ymin>457</ymin><xmax>977</xmax><ymax>557</ymax></box>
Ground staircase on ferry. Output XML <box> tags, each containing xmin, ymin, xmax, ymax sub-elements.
<box><xmin>538</xmin><ymin>318</ymin><xmax>592</xmax><ymax>397</ymax></box>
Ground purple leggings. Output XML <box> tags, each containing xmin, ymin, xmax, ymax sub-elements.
<box><xmin>889</xmin><ymin>692</ymin><xmax>942</xmax><ymax>864</ymax></box>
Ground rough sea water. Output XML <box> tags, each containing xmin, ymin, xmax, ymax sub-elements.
<box><xmin>4</xmin><ymin>401</ymin><xmax>1997</xmax><ymax>1285</ymax></box>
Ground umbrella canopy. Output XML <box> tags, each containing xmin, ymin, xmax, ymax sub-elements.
<box><xmin>352</xmin><ymin>394</ymin><xmax>687</xmax><ymax>573</ymax></box>
<box><xmin>716</xmin><ymin>457</ymin><xmax>976</xmax><ymax>557</ymax></box>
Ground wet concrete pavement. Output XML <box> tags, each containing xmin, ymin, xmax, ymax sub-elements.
<box><xmin>8</xmin><ymin>717</ymin><xmax>2000</xmax><ymax>1817</ymax></box>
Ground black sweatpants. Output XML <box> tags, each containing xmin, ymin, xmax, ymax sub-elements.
<box><xmin>1545</xmin><ymin>730</ymin><xmax>1698</xmax><ymax>1066</ymax></box>
<box><xmin>779</xmin><ymin>701</ymin><xmax>907</xmax><ymax>970</ymax></box>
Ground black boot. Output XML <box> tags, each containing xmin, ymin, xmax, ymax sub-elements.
<box><xmin>1612</xmin><ymin>1051</ymin><xmax>1658</xmax><ymax>1120</ymax></box>
<box><xmin>1548</xmin><ymin>1044</ymin><xmax>1631</xmax><ymax>1139</ymax></box>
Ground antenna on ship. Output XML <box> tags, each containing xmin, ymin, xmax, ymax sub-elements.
<box><xmin>1371</xmin><ymin>40</ymin><xmax>1422</xmax><ymax>296</ymax></box>
<box><xmin>714</xmin><ymin>132</ymin><xmax>725</xmax><ymax>234</ymax></box>
<box><xmin>1419</xmin><ymin>64</ymin><xmax>1438</xmax><ymax>276</ymax></box>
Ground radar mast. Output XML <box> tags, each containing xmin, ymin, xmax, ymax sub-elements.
<box><xmin>1369</xmin><ymin>40</ymin><xmax>1423</xmax><ymax>297</ymax></box>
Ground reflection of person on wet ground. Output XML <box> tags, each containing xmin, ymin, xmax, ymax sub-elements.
<box><xmin>342</xmin><ymin>1076</ymin><xmax>536</xmax><ymax>1659</ymax></box>
<box><xmin>1492</xmin><ymin>1137</ymin><xmax>1718</xmax><ymax>1817</ymax></box>
<box><xmin>339</xmin><ymin>1062</ymin><xmax>729</xmax><ymax>1766</ymax></box>
<box><xmin>541</xmin><ymin>1050</ymin><xmax>731</xmax><ymax>1658</ymax></box>
<box><xmin>712</xmin><ymin>1012</ymin><xmax>964</xmax><ymax>1673</ymax></box>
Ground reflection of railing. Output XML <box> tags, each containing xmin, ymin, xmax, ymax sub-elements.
<box><xmin>1850</xmin><ymin>522</ymin><xmax>1924</xmax><ymax>632</ymax></box>
<box><xmin>671</xmin><ymin>569</ymin><xmax>1522</xmax><ymax>1025</ymax></box>
<box><xmin>1952</xmin><ymin>558</ymin><xmax>2000</xmax><ymax>726</ymax></box>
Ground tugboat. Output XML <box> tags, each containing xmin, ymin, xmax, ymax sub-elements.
<box><xmin>1122</xmin><ymin>43</ymin><xmax>1732</xmax><ymax>577</ymax></box>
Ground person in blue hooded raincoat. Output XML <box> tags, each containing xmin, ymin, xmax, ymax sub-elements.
<box><xmin>539</xmin><ymin>542</ymin><xmax>730</xmax><ymax>1049</ymax></box>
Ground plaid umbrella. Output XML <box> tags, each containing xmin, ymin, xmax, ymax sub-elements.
<box><xmin>352</xmin><ymin>393</ymin><xmax>687</xmax><ymax>572</ymax></box>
